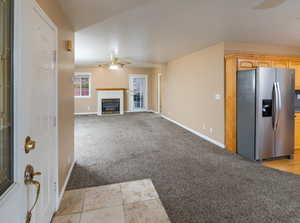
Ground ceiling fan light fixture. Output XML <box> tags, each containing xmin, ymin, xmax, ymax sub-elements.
<box><xmin>98</xmin><ymin>54</ymin><xmax>131</xmax><ymax>70</ymax></box>
<box><xmin>109</xmin><ymin>64</ymin><xmax>120</xmax><ymax>70</ymax></box>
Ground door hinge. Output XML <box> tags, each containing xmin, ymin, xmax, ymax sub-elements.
<box><xmin>53</xmin><ymin>181</ymin><xmax>57</xmax><ymax>194</ymax></box>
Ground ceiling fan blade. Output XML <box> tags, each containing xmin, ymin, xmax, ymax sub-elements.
<box><xmin>253</xmin><ymin>0</ymin><xmax>287</xmax><ymax>9</ymax></box>
<box><xmin>119</xmin><ymin>61</ymin><xmax>131</xmax><ymax>65</ymax></box>
<box><xmin>121</xmin><ymin>57</ymin><xmax>134</xmax><ymax>61</ymax></box>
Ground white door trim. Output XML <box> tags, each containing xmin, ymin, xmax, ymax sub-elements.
<box><xmin>128</xmin><ymin>74</ymin><xmax>148</xmax><ymax>112</ymax></box>
<box><xmin>157</xmin><ymin>73</ymin><xmax>162</xmax><ymax>114</ymax></box>
<box><xmin>58</xmin><ymin>160</ymin><xmax>76</xmax><ymax>205</ymax></box>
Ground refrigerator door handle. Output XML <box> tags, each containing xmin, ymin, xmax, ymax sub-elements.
<box><xmin>272</xmin><ymin>82</ymin><xmax>276</xmax><ymax>130</ymax></box>
<box><xmin>275</xmin><ymin>82</ymin><xmax>282</xmax><ymax>130</ymax></box>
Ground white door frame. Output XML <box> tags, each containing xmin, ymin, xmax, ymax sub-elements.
<box><xmin>0</xmin><ymin>0</ymin><xmax>59</xmax><ymax>221</ymax></box>
<box><xmin>128</xmin><ymin>74</ymin><xmax>148</xmax><ymax>112</ymax></box>
<box><xmin>157</xmin><ymin>73</ymin><xmax>162</xmax><ymax>114</ymax></box>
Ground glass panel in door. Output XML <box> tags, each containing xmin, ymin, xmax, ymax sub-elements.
<box><xmin>0</xmin><ymin>0</ymin><xmax>13</xmax><ymax>195</ymax></box>
<box><xmin>133</xmin><ymin>77</ymin><xmax>146</xmax><ymax>110</ymax></box>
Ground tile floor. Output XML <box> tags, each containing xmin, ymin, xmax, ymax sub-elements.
<box><xmin>52</xmin><ymin>179</ymin><xmax>171</xmax><ymax>223</ymax></box>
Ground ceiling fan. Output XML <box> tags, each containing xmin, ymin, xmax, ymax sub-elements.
<box><xmin>253</xmin><ymin>0</ymin><xmax>288</xmax><ymax>9</ymax></box>
<box><xmin>98</xmin><ymin>54</ymin><xmax>131</xmax><ymax>70</ymax></box>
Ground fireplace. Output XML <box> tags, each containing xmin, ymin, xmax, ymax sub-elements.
<box><xmin>102</xmin><ymin>99</ymin><xmax>120</xmax><ymax>114</ymax></box>
<box><xmin>97</xmin><ymin>89</ymin><xmax>124</xmax><ymax>116</ymax></box>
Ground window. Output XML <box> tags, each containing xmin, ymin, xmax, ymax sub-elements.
<box><xmin>74</xmin><ymin>73</ymin><xmax>91</xmax><ymax>98</ymax></box>
<box><xmin>0</xmin><ymin>0</ymin><xmax>14</xmax><ymax>195</ymax></box>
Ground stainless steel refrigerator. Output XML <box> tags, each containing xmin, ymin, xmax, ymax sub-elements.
<box><xmin>237</xmin><ymin>68</ymin><xmax>295</xmax><ymax>161</ymax></box>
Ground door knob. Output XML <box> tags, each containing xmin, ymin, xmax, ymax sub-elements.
<box><xmin>24</xmin><ymin>165</ymin><xmax>41</xmax><ymax>223</ymax></box>
<box><xmin>24</xmin><ymin>136</ymin><xmax>36</xmax><ymax>154</ymax></box>
<box><xmin>24</xmin><ymin>165</ymin><xmax>41</xmax><ymax>182</ymax></box>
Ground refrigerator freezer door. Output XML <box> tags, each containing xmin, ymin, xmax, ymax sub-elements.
<box><xmin>237</xmin><ymin>70</ymin><xmax>256</xmax><ymax>160</ymax></box>
<box><xmin>275</xmin><ymin>69</ymin><xmax>295</xmax><ymax>157</ymax></box>
<box><xmin>256</xmin><ymin>68</ymin><xmax>276</xmax><ymax>160</ymax></box>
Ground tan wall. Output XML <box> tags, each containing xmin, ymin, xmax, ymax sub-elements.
<box><xmin>74</xmin><ymin>67</ymin><xmax>159</xmax><ymax>113</ymax></box>
<box><xmin>36</xmin><ymin>0</ymin><xmax>75</xmax><ymax>193</ymax></box>
<box><xmin>225</xmin><ymin>42</ymin><xmax>300</xmax><ymax>57</ymax></box>
<box><xmin>161</xmin><ymin>42</ymin><xmax>225</xmax><ymax>144</ymax></box>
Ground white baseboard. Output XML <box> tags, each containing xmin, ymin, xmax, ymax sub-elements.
<box><xmin>125</xmin><ymin>110</ymin><xmax>153</xmax><ymax>113</ymax></box>
<box><xmin>57</xmin><ymin>160</ymin><xmax>76</xmax><ymax>209</ymax></box>
<box><xmin>74</xmin><ymin>112</ymin><xmax>97</xmax><ymax>115</ymax></box>
<box><xmin>148</xmin><ymin>110</ymin><xmax>160</xmax><ymax>114</ymax></box>
<box><xmin>161</xmin><ymin>114</ymin><xmax>225</xmax><ymax>148</ymax></box>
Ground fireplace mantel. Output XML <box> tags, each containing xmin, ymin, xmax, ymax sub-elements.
<box><xmin>96</xmin><ymin>88</ymin><xmax>127</xmax><ymax>91</ymax></box>
<box><xmin>97</xmin><ymin>89</ymin><xmax>124</xmax><ymax>116</ymax></box>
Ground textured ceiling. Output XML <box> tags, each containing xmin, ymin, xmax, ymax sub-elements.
<box><xmin>58</xmin><ymin>0</ymin><xmax>300</xmax><ymax>67</ymax></box>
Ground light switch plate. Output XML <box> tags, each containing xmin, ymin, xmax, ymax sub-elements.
<box><xmin>297</xmin><ymin>94</ymin><xmax>300</xmax><ymax>100</ymax></box>
<box><xmin>215</xmin><ymin>94</ymin><xmax>221</xmax><ymax>100</ymax></box>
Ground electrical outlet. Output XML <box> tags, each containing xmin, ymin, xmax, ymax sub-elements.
<box><xmin>297</xmin><ymin>94</ymin><xmax>300</xmax><ymax>100</ymax></box>
<box><xmin>209</xmin><ymin>128</ymin><xmax>213</xmax><ymax>134</ymax></box>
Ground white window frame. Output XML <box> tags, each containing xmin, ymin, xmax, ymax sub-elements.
<box><xmin>74</xmin><ymin>72</ymin><xmax>92</xmax><ymax>98</ymax></box>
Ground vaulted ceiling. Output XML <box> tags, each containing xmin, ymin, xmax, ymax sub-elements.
<box><xmin>58</xmin><ymin>0</ymin><xmax>300</xmax><ymax>67</ymax></box>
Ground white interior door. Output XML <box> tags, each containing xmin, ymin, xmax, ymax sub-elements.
<box><xmin>0</xmin><ymin>0</ymin><xmax>58</xmax><ymax>222</ymax></box>
<box><xmin>25</xmin><ymin>1</ymin><xmax>58</xmax><ymax>222</ymax></box>
<box><xmin>128</xmin><ymin>74</ymin><xmax>148</xmax><ymax>112</ymax></box>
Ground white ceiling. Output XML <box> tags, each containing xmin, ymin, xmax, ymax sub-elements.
<box><xmin>58</xmin><ymin>0</ymin><xmax>300</xmax><ymax>67</ymax></box>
